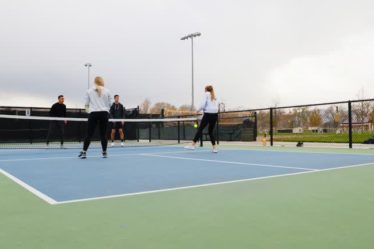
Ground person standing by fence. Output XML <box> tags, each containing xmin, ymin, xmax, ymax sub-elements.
<box><xmin>46</xmin><ymin>95</ymin><xmax>67</xmax><ymax>148</ymax></box>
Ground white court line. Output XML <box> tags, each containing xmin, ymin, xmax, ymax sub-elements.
<box><xmin>1</xmin><ymin>151</ymin><xmax>374</xmax><ymax>205</ymax></box>
<box><xmin>0</xmin><ymin>169</ymin><xmax>57</xmax><ymax>205</ymax></box>
<box><xmin>221</xmin><ymin>147</ymin><xmax>374</xmax><ymax>157</ymax></box>
<box><xmin>0</xmin><ymin>149</ymin><xmax>208</xmax><ymax>162</ymax></box>
<box><xmin>55</xmin><ymin>161</ymin><xmax>374</xmax><ymax>205</ymax></box>
<box><xmin>141</xmin><ymin>154</ymin><xmax>317</xmax><ymax>171</ymax></box>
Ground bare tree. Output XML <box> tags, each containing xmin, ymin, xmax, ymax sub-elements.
<box><xmin>369</xmin><ymin>107</ymin><xmax>374</xmax><ymax>123</ymax></box>
<box><xmin>323</xmin><ymin>105</ymin><xmax>348</xmax><ymax>129</ymax></box>
<box><xmin>291</xmin><ymin>107</ymin><xmax>309</xmax><ymax>128</ymax></box>
<box><xmin>150</xmin><ymin>102</ymin><xmax>177</xmax><ymax>114</ymax></box>
<box><xmin>352</xmin><ymin>101</ymin><xmax>372</xmax><ymax>132</ymax></box>
<box><xmin>353</xmin><ymin>88</ymin><xmax>372</xmax><ymax>132</ymax></box>
<box><xmin>139</xmin><ymin>98</ymin><xmax>151</xmax><ymax>114</ymax></box>
<box><xmin>257</xmin><ymin>110</ymin><xmax>270</xmax><ymax>133</ymax></box>
<box><xmin>179</xmin><ymin>105</ymin><xmax>195</xmax><ymax>112</ymax></box>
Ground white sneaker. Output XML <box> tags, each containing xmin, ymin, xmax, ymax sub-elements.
<box><xmin>111</xmin><ymin>142</ymin><xmax>115</xmax><ymax>147</ymax></box>
<box><xmin>184</xmin><ymin>145</ymin><xmax>196</xmax><ymax>150</ymax></box>
<box><xmin>212</xmin><ymin>146</ymin><xmax>218</xmax><ymax>153</ymax></box>
<box><xmin>121</xmin><ymin>142</ymin><xmax>124</xmax><ymax>147</ymax></box>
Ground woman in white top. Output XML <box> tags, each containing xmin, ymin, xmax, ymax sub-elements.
<box><xmin>79</xmin><ymin>76</ymin><xmax>112</xmax><ymax>159</ymax></box>
<box><xmin>185</xmin><ymin>85</ymin><xmax>219</xmax><ymax>153</ymax></box>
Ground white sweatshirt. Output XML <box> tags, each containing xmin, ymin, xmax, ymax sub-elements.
<box><xmin>84</xmin><ymin>87</ymin><xmax>112</xmax><ymax>113</ymax></box>
<box><xmin>197</xmin><ymin>92</ymin><xmax>219</xmax><ymax>113</ymax></box>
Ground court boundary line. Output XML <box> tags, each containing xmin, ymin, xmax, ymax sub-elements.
<box><xmin>1</xmin><ymin>156</ymin><xmax>374</xmax><ymax>206</ymax></box>
<box><xmin>0</xmin><ymin>169</ymin><xmax>57</xmax><ymax>205</ymax></box>
<box><xmin>142</xmin><ymin>153</ymin><xmax>317</xmax><ymax>171</ymax></box>
<box><xmin>53</xmin><ymin>161</ymin><xmax>374</xmax><ymax>205</ymax></box>
<box><xmin>0</xmin><ymin>149</ymin><xmax>209</xmax><ymax>163</ymax></box>
<box><xmin>220</xmin><ymin>147</ymin><xmax>374</xmax><ymax>157</ymax></box>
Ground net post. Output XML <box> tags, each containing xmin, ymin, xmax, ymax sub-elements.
<box><xmin>28</xmin><ymin>107</ymin><xmax>33</xmax><ymax>144</ymax></box>
<box><xmin>348</xmin><ymin>100</ymin><xmax>353</xmax><ymax>148</ymax></box>
<box><xmin>136</xmin><ymin>106</ymin><xmax>140</xmax><ymax>142</ymax></box>
<box><xmin>254</xmin><ymin>111</ymin><xmax>258</xmax><ymax>141</ymax></box>
<box><xmin>149</xmin><ymin>118</ymin><xmax>152</xmax><ymax>143</ymax></box>
<box><xmin>270</xmin><ymin>108</ymin><xmax>273</xmax><ymax>146</ymax></box>
<box><xmin>177</xmin><ymin>116</ymin><xmax>180</xmax><ymax>144</ymax></box>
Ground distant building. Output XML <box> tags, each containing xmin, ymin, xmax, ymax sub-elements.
<box><xmin>292</xmin><ymin>127</ymin><xmax>304</xmax><ymax>134</ymax></box>
<box><xmin>340</xmin><ymin>118</ymin><xmax>374</xmax><ymax>132</ymax></box>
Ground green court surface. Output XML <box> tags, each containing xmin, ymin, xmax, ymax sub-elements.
<box><xmin>1</xmin><ymin>148</ymin><xmax>374</xmax><ymax>249</ymax></box>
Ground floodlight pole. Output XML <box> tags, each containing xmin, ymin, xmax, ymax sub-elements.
<box><xmin>84</xmin><ymin>63</ymin><xmax>92</xmax><ymax>90</ymax></box>
<box><xmin>191</xmin><ymin>38</ymin><xmax>194</xmax><ymax>111</ymax></box>
<box><xmin>181</xmin><ymin>32</ymin><xmax>201</xmax><ymax>111</ymax></box>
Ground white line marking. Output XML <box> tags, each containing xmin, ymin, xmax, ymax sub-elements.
<box><xmin>55</xmin><ymin>161</ymin><xmax>374</xmax><ymax>205</ymax></box>
<box><xmin>0</xmin><ymin>169</ymin><xmax>57</xmax><ymax>205</ymax></box>
<box><xmin>0</xmin><ymin>149</ymin><xmax>208</xmax><ymax>162</ymax></box>
<box><xmin>141</xmin><ymin>154</ymin><xmax>317</xmax><ymax>171</ymax></box>
<box><xmin>221</xmin><ymin>147</ymin><xmax>374</xmax><ymax>157</ymax></box>
<box><xmin>2</xmin><ymin>149</ymin><xmax>374</xmax><ymax>205</ymax></box>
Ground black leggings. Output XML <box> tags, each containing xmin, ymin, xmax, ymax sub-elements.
<box><xmin>83</xmin><ymin>111</ymin><xmax>109</xmax><ymax>151</ymax></box>
<box><xmin>46</xmin><ymin>121</ymin><xmax>65</xmax><ymax>145</ymax></box>
<box><xmin>193</xmin><ymin>113</ymin><xmax>218</xmax><ymax>145</ymax></box>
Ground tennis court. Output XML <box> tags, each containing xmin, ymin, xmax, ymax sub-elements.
<box><xmin>1</xmin><ymin>144</ymin><xmax>374</xmax><ymax>248</ymax></box>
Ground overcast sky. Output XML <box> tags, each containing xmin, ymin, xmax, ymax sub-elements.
<box><xmin>1</xmin><ymin>0</ymin><xmax>374</xmax><ymax>110</ymax></box>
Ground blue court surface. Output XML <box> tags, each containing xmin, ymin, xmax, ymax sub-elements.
<box><xmin>1</xmin><ymin>146</ymin><xmax>374</xmax><ymax>205</ymax></box>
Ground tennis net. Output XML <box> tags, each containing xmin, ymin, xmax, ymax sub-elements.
<box><xmin>0</xmin><ymin>114</ymin><xmax>199</xmax><ymax>149</ymax></box>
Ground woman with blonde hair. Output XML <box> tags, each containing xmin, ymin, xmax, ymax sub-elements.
<box><xmin>79</xmin><ymin>76</ymin><xmax>112</xmax><ymax>159</ymax></box>
<box><xmin>185</xmin><ymin>85</ymin><xmax>219</xmax><ymax>153</ymax></box>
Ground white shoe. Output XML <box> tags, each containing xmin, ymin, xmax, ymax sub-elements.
<box><xmin>121</xmin><ymin>142</ymin><xmax>124</xmax><ymax>147</ymax></box>
<box><xmin>212</xmin><ymin>146</ymin><xmax>218</xmax><ymax>153</ymax></box>
<box><xmin>184</xmin><ymin>145</ymin><xmax>196</xmax><ymax>150</ymax></box>
<box><xmin>111</xmin><ymin>142</ymin><xmax>115</xmax><ymax>147</ymax></box>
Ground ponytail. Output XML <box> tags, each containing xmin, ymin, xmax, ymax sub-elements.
<box><xmin>205</xmin><ymin>85</ymin><xmax>216</xmax><ymax>101</ymax></box>
<box><xmin>94</xmin><ymin>76</ymin><xmax>104</xmax><ymax>97</ymax></box>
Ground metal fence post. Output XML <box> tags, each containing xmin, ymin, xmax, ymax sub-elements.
<box><xmin>254</xmin><ymin>111</ymin><xmax>258</xmax><ymax>141</ymax></box>
<box><xmin>348</xmin><ymin>101</ymin><xmax>352</xmax><ymax>149</ymax></box>
<box><xmin>149</xmin><ymin>119</ymin><xmax>152</xmax><ymax>143</ymax></box>
<box><xmin>177</xmin><ymin>116</ymin><xmax>180</xmax><ymax>144</ymax></box>
<box><xmin>270</xmin><ymin>108</ymin><xmax>273</xmax><ymax>146</ymax></box>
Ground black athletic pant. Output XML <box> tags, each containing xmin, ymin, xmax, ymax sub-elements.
<box><xmin>83</xmin><ymin>111</ymin><xmax>109</xmax><ymax>151</ymax></box>
<box><xmin>46</xmin><ymin>121</ymin><xmax>65</xmax><ymax>145</ymax></box>
<box><xmin>193</xmin><ymin>113</ymin><xmax>218</xmax><ymax>145</ymax></box>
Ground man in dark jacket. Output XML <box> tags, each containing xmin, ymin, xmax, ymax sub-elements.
<box><xmin>110</xmin><ymin>95</ymin><xmax>125</xmax><ymax>147</ymax></box>
<box><xmin>46</xmin><ymin>95</ymin><xmax>67</xmax><ymax>148</ymax></box>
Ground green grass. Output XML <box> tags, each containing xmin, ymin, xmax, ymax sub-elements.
<box><xmin>274</xmin><ymin>132</ymin><xmax>373</xmax><ymax>143</ymax></box>
<box><xmin>1</xmin><ymin>160</ymin><xmax>374</xmax><ymax>249</ymax></box>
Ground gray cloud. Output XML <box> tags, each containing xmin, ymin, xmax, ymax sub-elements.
<box><xmin>1</xmin><ymin>0</ymin><xmax>374</xmax><ymax>109</ymax></box>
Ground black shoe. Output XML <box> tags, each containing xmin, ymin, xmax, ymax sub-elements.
<box><xmin>78</xmin><ymin>151</ymin><xmax>87</xmax><ymax>159</ymax></box>
<box><xmin>102</xmin><ymin>151</ymin><xmax>107</xmax><ymax>158</ymax></box>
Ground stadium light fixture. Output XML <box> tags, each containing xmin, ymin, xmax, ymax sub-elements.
<box><xmin>181</xmin><ymin>32</ymin><xmax>201</xmax><ymax>110</ymax></box>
